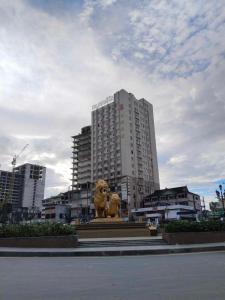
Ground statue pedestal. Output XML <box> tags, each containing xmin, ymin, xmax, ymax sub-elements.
<box><xmin>76</xmin><ymin>222</ymin><xmax>150</xmax><ymax>238</ymax></box>
<box><xmin>90</xmin><ymin>217</ymin><xmax>123</xmax><ymax>224</ymax></box>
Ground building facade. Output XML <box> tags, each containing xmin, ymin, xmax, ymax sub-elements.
<box><xmin>132</xmin><ymin>205</ymin><xmax>199</xmax><ymax>225</ymax></box>
<box><xmin>72</xmin><ymin>126</ymin><xmax>91</xmax><ymax>190</ymax></box>
<box><xmin>42</xmin><ymin>193</ymin><xmax>71</xmax><ymax>223</ymax></box>
<box><xmin>91</xmin><ymin>89</ymin><xmax>160</xmax><ymax>215</ymax></box>
<box><xmin>14</xmin><ymin>163</ymin><xmax>46</xmax><ymax>209</ymax></box>
<box><xmin>143</xmin><ymin>186</ymin><xmax>201</xmax><ymax>211</ymax></box>
<box><xmin>0</xmin><ymin>163</ymin><xmax>46</xmax><ymax>213</ymax></box>
<box><xmin>71</xmin><ymin>126</ymin><xmax>92</xmax><ymax>216</ymax></box>
<box><xmin>132</xmin><ymin>186</ymin><xmax>202</xmax><ymax>224</ymax></box>
<box><xmin>0</xmin><ymin>170</ymin><xmax>23</xmax><ymax>209</ymax></box>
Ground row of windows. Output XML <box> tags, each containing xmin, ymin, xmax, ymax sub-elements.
<box><xmin>93</xmin><ymin>170</ymin><xmax>121</xmax><ymax>180</ymax></box>
<box><xmin>93</xmin><ymin>161</ymin><xmax>121</xmax><ymax>167</ymax></box>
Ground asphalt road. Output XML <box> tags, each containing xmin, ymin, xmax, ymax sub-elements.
<box><xmin>1</xmin><ymin>252</ymin><xmax>225</xmax><ymax>300</ymax></box>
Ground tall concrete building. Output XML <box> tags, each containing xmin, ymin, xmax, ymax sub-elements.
<box><xmin>91</xmin><ymin>89</ymin><xmax>160</xmax><ymax>216</ymax></box>
<box><xmin>71</xmin><ymin>126</ymin><xmax>91</xmax><ymax>190</ymax></box>
<box><xmin>71</xmin><ymin>126</ymin><xmax>92</xmax><ymax>217</ymax></box>
<box><xmin>0</xmin><ymin>163</ymin><xmax>46</xmax><ymax>210</ymax></box>
<box><xmin>14</xmin><ymin>163</ymin><xmax>46</xmax><ymax>209</ymax></box>
<box><xmin>0</xmin><ymin>170</ymin><xmax>23</xmax><ymax>209</ymax></box>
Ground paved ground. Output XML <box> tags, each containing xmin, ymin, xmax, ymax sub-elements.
<box><xmin>0</xmin><ymin>241</ymin><xmax>225</xmax><ymax>256</ymax></box>
<box><xmin>78</xmin><ymin>236</ymin><xmax>167</xmax><ymax>248</ymax></box>
<box><xmin>0</xmin><ymin>252</ymin><xmax>225</xmax><ymax>300</ymax></box>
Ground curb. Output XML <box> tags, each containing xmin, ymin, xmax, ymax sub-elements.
<box><xmin>0</xmin><ymin>244</ymin><xmax>225</xmax><ymax>257</ymax></box>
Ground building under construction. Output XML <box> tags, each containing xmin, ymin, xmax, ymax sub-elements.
<box><xmin>0</xmin><ymin>170</ymin><xmax>23</xmax><ymax>209</ymax></box>
<box><xmin>0</xmin><ymin>163</ymin><xmax>46</xmax><ymax>211</ymax></box>
<box><xmin>71</xmin><ymin>126</ymin><xmax>92</xmax><ymax>218</ymax></box>
<box><xmin>71</xmin><ymin>126</ymin><xmax>91</xmax><ymax>190</ymax></box>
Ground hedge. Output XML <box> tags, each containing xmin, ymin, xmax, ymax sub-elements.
<box><xmin>165</xmin><ymin>220</ymin><xmax>225</xmax><ymax>233</ymax></box>
<box><xmin>0</xmin><ymin>223</ymin><xmax>76</xmax><ymax>238</ymax></box>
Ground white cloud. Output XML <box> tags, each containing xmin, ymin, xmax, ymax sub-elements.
<box><xmin>0</xmin><ymin>0</ymin><xmax>224</xmax><ymax>202</ymax></box>
<box><xmin>98</xmin><ymin>0</ymin><xmax>117</xmax><ymax>8</ymax></box>
<box><xmin>167</xmin><ymin>155</ymin><xmax>187</xmax><ymax>166</ymax></box>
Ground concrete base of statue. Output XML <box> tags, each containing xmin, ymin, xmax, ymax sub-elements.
<box><xmin>90</xmin><ymin>217</ymin><xmax>123</xmax><ymax>223</ymax></box>
<box><xmin>76</xmin><ymin>221</ymin><xmax>150</xmax><ymax>238</ymax></box>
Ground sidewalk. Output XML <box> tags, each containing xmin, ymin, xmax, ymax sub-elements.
<box><xmin>79</xmin><ymin>236</ymin><xmax>162</xmax><ymax>241</ymax></box>
<box><xmin>0</xmin><ymin>238</ymin><xmax>225</xmax><ymax>257</ymax></box>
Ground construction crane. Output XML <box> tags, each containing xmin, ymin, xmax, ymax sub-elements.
<box><xmin>0</xmin><ymin>144</ymin><xmax>29</xmax><ymax>222</ymax></box>
<box><xmin>11</xmin><ymin>144</ymin><xmax>29</xmax><ymax>168</ymax></box>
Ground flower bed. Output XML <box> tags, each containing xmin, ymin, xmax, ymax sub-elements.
<box><xmin>0</xmin><ymin>223</ymin><xmax>78</xmax><ymax>248</ymax></box>
<box><xmin>163</xmin><ymin>220</ymin><xmax>225</xmax><ymax>245</ymax></box>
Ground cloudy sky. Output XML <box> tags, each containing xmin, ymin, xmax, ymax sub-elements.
<box><xmin>0</xmin><ymin>0</ymin><xmax>225</xmax><ymax>206</ymax></box>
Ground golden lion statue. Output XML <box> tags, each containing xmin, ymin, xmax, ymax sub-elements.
<box><xmin>107</xmin><ymin>193</ymin><xmax>121</xmax><ymax>218</ymax></box>
<box><xmin>94</xmin><ymin>179</ymin><xmax>121</xmax><ymax>219</ymax></box>
<box><xmin>94</xmin><ymin>179</ymin><xmax>108</xmax><ymax>218</ymax></box>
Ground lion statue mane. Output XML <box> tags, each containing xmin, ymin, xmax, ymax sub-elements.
<box><xmin>94</xmin><ymin>179</ymin><xmax>108</xmax><ymax>218</ymax></box>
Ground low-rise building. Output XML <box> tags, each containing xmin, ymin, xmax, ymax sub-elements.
<box><xmin>143</xmin><ymin>186</ymin><xmax>201</xmax><ymax>210</ymax></box>
<box><xmin>43</xmin><ymin>204</ymin><xmax>70</xmax><ymax>223</ymax></box>
<box><xmin>42</xmin><ymin>190</ymin><xmax>95</xmax><ymax>223</ymax></box>
<box><xmin>132</xmin><ymin>204</ymin><xmax>198</xmax><ymax>225</ymax></box>
<box><xmin>132</xmin><ymin>186</ymin><xmax>202</xmax><ymax>224</ymax></box>
<box><xmin>42</xmin><ymin>193</ymin><xmax>71</xmax><ymax>223</ymax></box>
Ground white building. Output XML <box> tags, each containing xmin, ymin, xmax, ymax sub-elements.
<box><xmin>132</xmin><ymin>205</ymin><xmax>198</xmax><ymax>225</ymax></box>
<box><xmin>132</xmin><ymin>186</ymin><xmax>202</xmax><ymax>224</ymax></box>
<box><xmin>14</xmin><ymin>163</ymin><xmax>46</xmax><ymax>209</ymax></box>
<box><xmin>91</xmin><ymin>89</ymin><xmax>160</xmax><ymax>216</ymax></box>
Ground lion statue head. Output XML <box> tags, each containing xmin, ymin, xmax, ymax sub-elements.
<box><xmin>94</xmin><ymin>179</ymin><xmax>109</xmax><ymax>218</ymax></box>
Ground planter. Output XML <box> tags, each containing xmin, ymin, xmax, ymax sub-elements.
<box><xmin>163</xmin><ymin>231</ymin><xmax>225</xmax><ymax>245</ymax></box>
<box><xmin>0</xmin><ymin>235</ymin><xmax>78</xmax><ymax>248</ymax></box>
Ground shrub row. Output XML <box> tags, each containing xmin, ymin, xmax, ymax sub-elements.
<box><xmin>165</xmin><ymin>220</ymin><xmax>225</xmax><ymax>233</ymax></box>
<box><xmin>0</xmin><ymin>223</ymin><xmax>76</xmax><ymax>238</ymax></box>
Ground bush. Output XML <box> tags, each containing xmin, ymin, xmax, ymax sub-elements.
<box><xmin>165</xmin><ymin>220</ymin><xmax>225</xmax><ymax>233</ymax></box>
<box><xmin>0</xmin><ymin>223</ymin><xmax>76</xmax><ymax>238</ymax></box>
